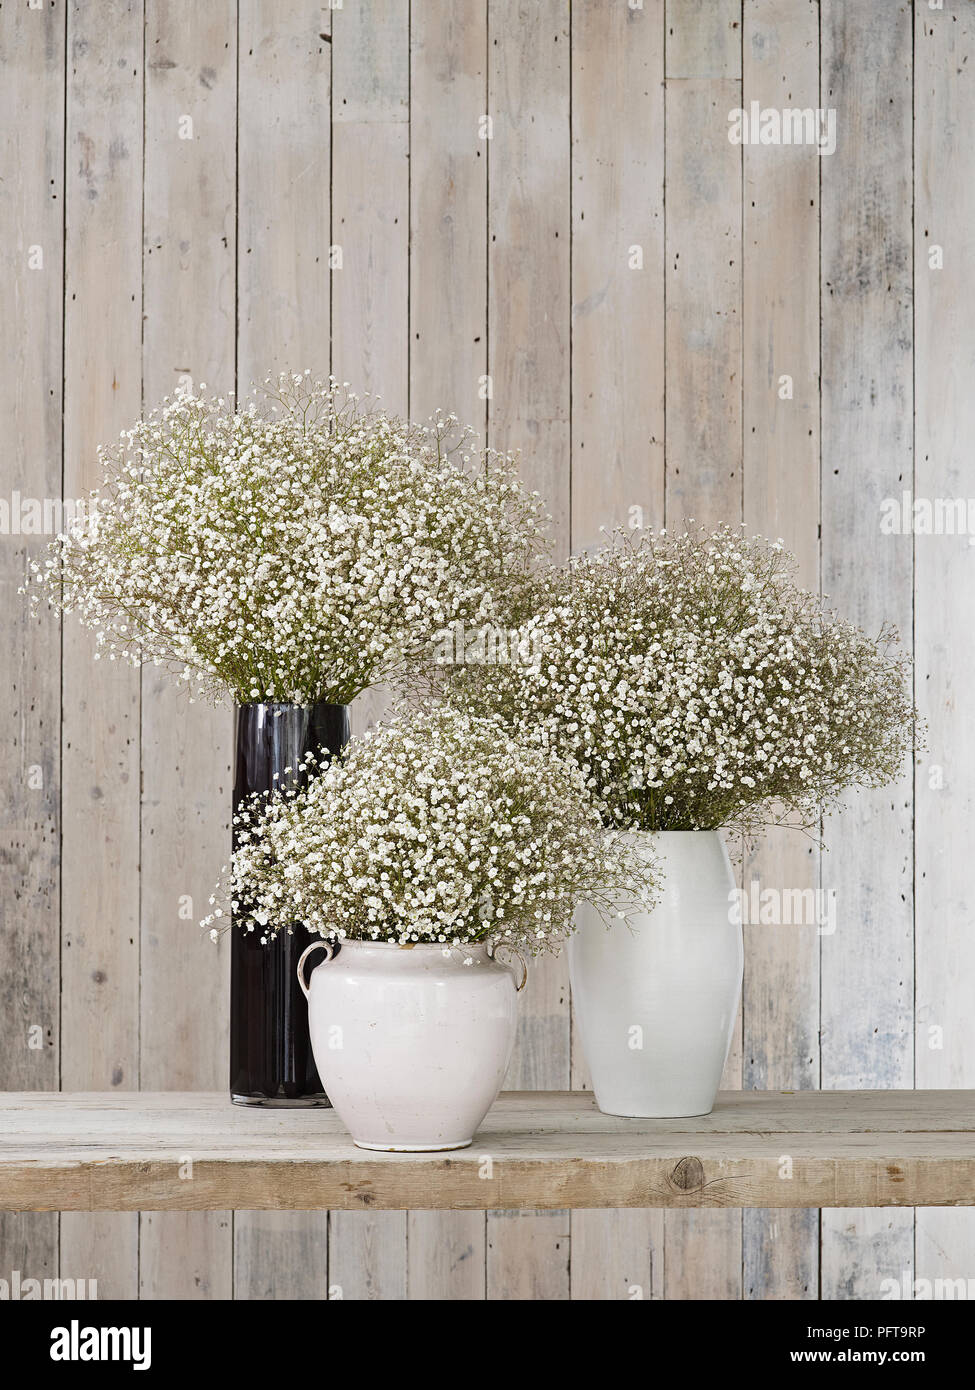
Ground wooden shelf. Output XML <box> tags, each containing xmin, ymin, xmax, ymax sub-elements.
<box><xmin>1</xmin><ymin>1090</ymin><xmax>973</xmax><ymax>1212</ymax></box>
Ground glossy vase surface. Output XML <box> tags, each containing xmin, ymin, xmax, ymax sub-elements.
<box><xmin>230</xmin><ymin>701</ymin><xmax>349</xmax><ymax>1106</ymax></box>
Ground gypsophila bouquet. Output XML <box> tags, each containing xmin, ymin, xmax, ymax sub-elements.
<box><xmin>27</xmin><ymin>374</ymin><xmax>547</xmax><ymax>704</ymax></box>
<box><xmin>441</xmin><ymin>526</ymin><xmax>918</xmax><ymax>835</ymax></box>
<box><xmin>203</xmin><ymin>707</ymin><xmax>659</xmax><ymax>952</ymax></box>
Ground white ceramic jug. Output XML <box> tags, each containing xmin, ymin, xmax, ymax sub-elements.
<box><xmin>298</xmin><ymin>938</ymin><xmax>527</xmax><ymax>1150</ymax></box>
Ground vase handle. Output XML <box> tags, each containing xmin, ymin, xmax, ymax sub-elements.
<box><xmin>297</xmin><ymin>940</ymin><xmax>334</xmax><ymax>999</ymax></box>
<box><xmin>493</xmin><ymin>945</ymin><xmax>528</xmax><ymax>993</ymax></box>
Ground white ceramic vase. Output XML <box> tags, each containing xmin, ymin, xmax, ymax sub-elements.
<box><xmin>568</xmin><ymin>830</ymin><xmax>742</xmax><ymax>1118</ymax></box>
<box><xmin>297</xmin><ymin>938</ymin><xmax>527</xmax><ymax>1151</ymax></box>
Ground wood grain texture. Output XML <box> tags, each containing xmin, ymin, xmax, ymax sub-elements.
<box><xmin>140</xmin><ymin>0</ymin><xmax>237</xmax><ymax>1300</ymax></box>
<box><xmin>3</xmin><ymin>1091</ymin><xmax>975</xmax><ymax>1213</ymax></box>
<box><xmin>410</xmin><ymin>0</ymin><xmax>488</xmax><ymax>440</ymax></box>
<box><xmin>0</xmin><ymin>0</ymin><xmax>64</xmax><ymax>1292</ymax></box>
<box><xmin>485</xmin><ymin>3</ymin><xmax>572</xmax><ymax>1045</ymax></box>
<box><xmin>913</xmin><ymin>0</ymin><xmax>975</xmax><ymax>1294</ymax></box>
<box><xmin>406</xmin><ymin>0</ymin><xmax>489</xmax><ymax>1301</ymax></box>
<box><xmin>488</xmin><ymin>0</ymin><xmax>571</xmax><ymax>544</ymax></box>
<box><xmin>329</xmin><ymin>0</ymin><xmax>410</xmax><ymax>1299</ymax></box>
<box><xmin>666</xmin><ymin>0</ymin><xmax>742</xmax><ymax>80</ymax></box>
<box><xmin>740</xmin><ymin>0</ymin><xmax>820</xmax><ymax>1304</ymax></box>
<box><xmin>818</xmin><ymin>0</ymin><xmax>916</xmax><ymax>1303</ymax></box>
<box><xmin>237</xmin><ymin>1</ymin><xmax>331</xmax><ymax>385</ymax></box>
<box><xmin>486</xmin><ymin>0</ymin><xmax>572</xmax><ymax>1303</ymax></box>
<box><xmin>58</xmin><ymin>0</ymin><xmax>144</xmax><ymax>1302</ymax></box>
<box><xmin>331</xmin><ymin>0</ymin><xmax>409</xmax><ymax>414</ymax></box>
<box><xmin>4</xmin><ymin>0</ymin><xmax>975</xmax><ymax>1303</ymax></box>
<box><xmin>335</xmin><ymin>0</ymin><xmax>407</xmax><ymax>754</ymax></box>
<box><xmin>570</xmin><ymin>0</ymin><xmax>664</xmax><ymax>551</ymax></box>
<box><xmin>663</xmin><ymin>0</ymin><xmax>744</xmax><ymax>1304</ymax></box>
<box><xmin>407</xmin><ymin>1207</ymin><xmax>485</xmax><ymax>1300</ymax></box>
<box><xmin>664</xmin><ymin>70</ymin><xmax>742</xmax><ymax>530</ymax></box>
<box><xmin>570</xmin><ymin>1209</ymin><xmax>663</xmax><ymax>1301</ymax></box>
<box><xmin>232</xmin><ymin>0</ymin><xmax>333</xmax><ymax>1303</ymax></box>
<box><xmin>567</xmin><ymin>0</ymin><xmax>666</xmax><ymax>1299</ymax></box>
<box><xmin>233</xmin><ymin>1211</ymin><xmax>330</xmax><ymax>1300</ymax></box>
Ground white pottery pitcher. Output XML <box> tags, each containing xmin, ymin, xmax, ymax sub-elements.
<box><xmin>297</xmin><ymin>938</ymin><xmax>527</xmax><ymax>1150</ymax></box>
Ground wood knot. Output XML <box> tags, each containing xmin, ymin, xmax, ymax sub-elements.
<box><xmin>670</xmin><ymin>1156</ymin><xmax>705</xmax><ymax>1192</ymax></box>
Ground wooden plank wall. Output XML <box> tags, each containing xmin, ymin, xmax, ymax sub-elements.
<box><xmin>913</xmin><ymin>0</ymin><xmax>975</xmax><ymax>1295</ymax></box>
<box><xmin>59</xmin><ymin>0</ymin><xmax>143</xmax><ymax>1301</ymax></box>
<box><xmin>1</xmin><ymin>0</ymin><xmax>972</xmax><ymax>1302</ymax></box>
<box><xmin>233</xmin><ymin>0</ymin><xmax>333</xmax><ymax>1300</ymax></box>
<box><xmin>819</xmin><ymin>0</ymin><xmax>916</xmax><ymax>1300</ymax></box>
<box><xmin>406</xmin><ymin>0</ymin><xmax>488</xmax><ymax>1300</ymax></box>
<box><xmin>0</xmin><ymin>0</ymin><xmax>63</xmax><ymax>1297</ymax></box>
<box><xmin>741</xmin><ymin>0</ymin><xmax>820</xmax><ymax>1302</ymax></box>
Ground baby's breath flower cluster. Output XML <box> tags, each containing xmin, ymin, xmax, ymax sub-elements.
<box><xmin>442</xmin><ymin>527</ymin><xmax>918</xmax><ymax>835</ymax></box>
<box><xmin>205</xmin><ymin>708</ymin><xmax>659</xmax><ymax>952</ymax></box>
<box><xmin>28</xmin><ymin>374</ymin><xmax>547</xmax><ymax>704</ymax></box>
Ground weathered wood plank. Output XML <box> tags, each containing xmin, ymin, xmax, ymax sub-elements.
<box><xmin>570</xmin><ymin>0</ymin><xmax>664</xmax><ymax>551</ymax></box>
<box><xmin>18</xmin><ymin>1142</ymin><xmax>959</xmax><ymax>1214</ymax></box>
<box><xmin>329</xmin><ymin>1214</ymin><xmax>406</xmax><ymax>1301</ymax></box>
<box><xmin>664</xmin><ymin>70</ymin><xmax>742</xmax><ymax>531</ymax></box>
<box><xmin>663</xmin><ymin>0</ymin><xmax>744</xmax><ymax>1303</ymax></box>
<box><xmin>334</xmin><ymin>0</ymin><xmax>407</xmax><ymax>751</ymax></box>
<box><xmin>58</xmin><ymin>0</ymin><xmax>144</xmax><ymax>1303</ymax></box>
<box><xmin>232</xmin><ymin>0</ymin><xmax>333</xmax><ymax>1304</ymax></box>
<box><xmin>487</xmin><ymin>1209</ymin><xmax>569</xmax><ymax>1299</ymax></box>
<box><xmin>488</xmin><ymin>0</ymin><xmax>571</xmax><ymax>544</ymax></box>
<box><xmin>740</xmin><ymin>0</ymin><xmax>821</xmax><ymax>1304</ymax></box>
<box><xmin>406</xmin><ymin>0</ymin><xmax>490</xmax><ymax>1301</ymax></box>
<box><xmin>140</xmin><ymin>0</ymin><xmax>237</xmax><ymax>1300</ymax></box>
<box><xmin>0</xmin><ymin>1212</ymin><xmax>57</xmax><ymax>1293</ymax></box>
<box><xmin>570</xmin><ymin>1209</ymin><xmax>663</xmax><ymax>1301</ymax></box>
<box><xmin>237</xmin><ymin>3</ymin><xmax>331</xmax><ymax>384</ymax></box>
<box><xmin>407</xmin><ymin>1208</ymin><xmax>485</xmax><ymax>1300</ymax></box>
<box><xmin>913</xmin><ymin>0</ymin><xmax>975</xmax><ymax>1294</ymax></box>
<box><xmin>3</xmin><ymin>1092</ymin><xmax>975</xmax><ymax>1213</ymax></box>
<box><xmin>567</xmin><ymin>0</ymin><xmax>667</xmax><ymax>1299</ymax></box>
<box><xmin>410</xmin><ymin>0</ymin><xmax>487</xmax><ymax>439</ymax></box>
<box><xmin>0</xmin><ymin>0</ymin><xmax>64</xmax><ymax>1292</ymax></box>
<box><xmin>486</xmin><ymin>0</ymin><xmax>572</xmax><ymax>1303</ymax></box>
<box><xmin>139</xmin><ymin>1209</ymin><xmax>232</xmax><ymax>1299</ymax></box>
<box><xmin>329</xmin><ymin>0</ymin><xmax>410</xmax><ymax>1299</ymax></box>
<box><xmin>8</xmin><ymin>1086</ymin><xmax>975</xmax><ymax>1131</ymax></box>
<box><xmin>819</xmin><ymin>0</ymin><xmax>915</xmax><ymax>1302</ymax></box>
<box><xmin>233</xmin><ymin>1211</ymin><xmax>330</xmax><ymax>1300</ymax></box>
<box><xmin>666</xmin><ymin>0</ymin><xmax>742</xmax><ymax>79</ymax></box>
<box><xmin>331</xmin><ymin>0</ymin><xmax>408</xmax><ymax>416</ymax></box>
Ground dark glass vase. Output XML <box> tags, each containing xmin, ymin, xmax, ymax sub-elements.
<box><xmin>230</xmin><ymin>701</ymin><xmax>350</xmax><ymax>1106</ymax></box>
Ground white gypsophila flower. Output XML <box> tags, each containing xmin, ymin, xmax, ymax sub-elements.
<box><xmin>26</xmin><ymin>374</ymin><xmax>549</xmax><ymax>705</ymax></box>
<box><xmin>439</xmin><ymin>526</ymin><xmax>919</xmax><ymax>836</ymax></box>
<box><xmin>203</xmin><ymin>707</ymin><xmax>659</xmax><ymax>952</ymax></box>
